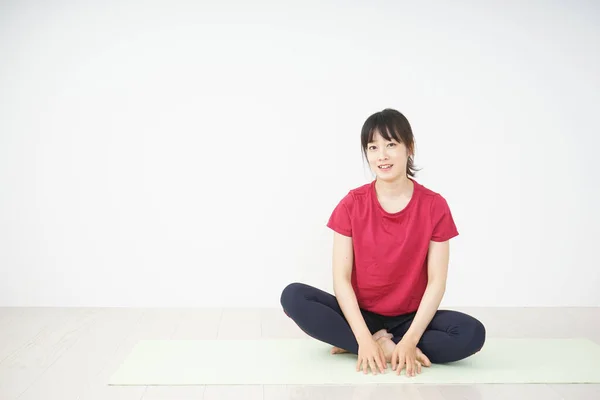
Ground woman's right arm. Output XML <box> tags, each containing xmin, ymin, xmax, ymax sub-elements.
<box><xmin>332</xmin><ymin>231</ymin><xmax>372</xmax><ymax>343</ymax></box>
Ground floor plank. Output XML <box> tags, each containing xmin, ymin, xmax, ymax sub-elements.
<box><xmin>78</xmin><ymin>308</ymin><xmax>183</xmax><ymax>400</ymax></box>
<box><xmin>0</xmin><ymin>308</ymin><xmax>101</xmax><ymax>399</ymax></box>
<box><xmin>547</xmin><ymin>383</ymin><xmax>600</xmax><ymax>399</ymax></box>
<box><xmin>202</xmin><ymin>385</ymin><xmax>263</xmax><ymax>400</ymax></box>
<box><xmin>0</xmin><ymin>308</ymin><xmax>62</xmax><ymax>364</ymax></box>
<box><xmin>218</xmin><ymin>308</ymin><xmax>261</xmax><ymax>339</ymax></box>
<box><xmin>434</xmin><ymin>384</ymin><xmax>563</xmax><ymax>400</ymax></box>
<box><xmin>142</xmin><ymin>385</ymin><xmax>206</xmax><ymax>399</ymax></box>
<box><xmin>18</xmin><ymin>308</ymin><xmax>143</xmax><ymax>400</ymax></box>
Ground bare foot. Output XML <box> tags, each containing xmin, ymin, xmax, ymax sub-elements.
<box><xmin>330</xmin><ymin>329</ymin><xmax>393</xmax><ymax>354</ymax></box>
<box><xmin>375</xmin><ymin>336</ymin><xmax>396</xmax><ymax>362</ymax></box>
<box><xmin>372</xmin><ymin>328</ymin><xmax>393</xmax><ymax>341</ymax></box>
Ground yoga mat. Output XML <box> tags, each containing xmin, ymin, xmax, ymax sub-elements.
<box><xmin>108</xmin><ymin>338</ymin><xmax>600</xmax><ymax>385</ymax></box>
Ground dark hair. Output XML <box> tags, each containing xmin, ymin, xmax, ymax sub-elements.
<box><xmin>360</xmin><ymin>108</ymin><xmax>421</xmax><ymax>178</ymax></box>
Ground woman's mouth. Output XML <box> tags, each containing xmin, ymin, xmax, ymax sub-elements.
<box><xmin>378</xmin><ymin>164</ymin><xmax>393</xmax><ymax>171</ymax></box>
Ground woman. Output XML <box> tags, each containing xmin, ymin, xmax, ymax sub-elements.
<box><xmin>280</xmin><ymin>108</ymin><xmax>486</xmax><ymax>377</ymax></box>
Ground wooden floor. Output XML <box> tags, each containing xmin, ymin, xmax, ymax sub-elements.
<box><xmin>0</xmin><ymin>307</ymin><xmax>599</xmax><ymax>399</ymax></box>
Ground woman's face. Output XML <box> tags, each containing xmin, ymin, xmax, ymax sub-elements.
<box><xmin>366</xmin><ymin>130</ymin><xmax>410</xmax><ymax>181</ymax></box>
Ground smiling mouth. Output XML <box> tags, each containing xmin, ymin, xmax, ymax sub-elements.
<box><xmin>378</xmin><ymin>164</ymin><xmax>393</xmax><ymax>170</ymax></box>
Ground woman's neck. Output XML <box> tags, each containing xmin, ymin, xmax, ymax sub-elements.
<box><xmin>375</xmin><ymin>175</ymin><xmax>413</xmax><ymax>199</ymax></box>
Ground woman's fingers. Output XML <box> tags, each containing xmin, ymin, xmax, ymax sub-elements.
<box><xmin>407</xmin><ymin>359</ymin><xmax>422</xmax><ymax>377</ymax></box>
<box><xmin>357</xmin><ymin>356</ymin><xmax>385</xmax><ymax>375</ymax></box>
<box><xmin>355</xmin><ymin>351</ymin><xmax>425</xmax><ymax>377</ymax></box>
<box><xmin>416</xmin><ymin>347</ymin><xmax>431</xmax><ymax>367</ymax></box>
<box><xmin>395</xmin><ymin>354</ymin><xmax>405</xmax><ymax>375</ymax></box>
<box><xmin>379</xmin><ymin>348</ymin><xmax>387</xmax><ymax>371</ymax></box>
<box><xmin>398</xmin><ymin>355</ymin><xmax>422</xmax><ymax>376</ymax></box>
<box><xmin>357</xmin><ymin>357</ymin><xmax>365</xmax><ymax>373</ymax></box>
<box><xmin>406</xmin><ymin>356</ymin><xmax>414</xmax><ymax>376</ymax></box>
<box><xmin>396</xmin><ymin>360</ymin><xmax>405</xmax><ymax>375</ymax></box>
<box><xmin>374</xmin><ymin>349</ymin><xmax>385</xmax><ymax>373</ymax></box>
<box><xmin>391</xmin><ymin>349</ymin><xmax>399</xmax><ymax>371</ymax></box>
<box><xmin>368</xmin><ymin>357</ymin><xmax>378</xmax><ymax>375</ymax></box>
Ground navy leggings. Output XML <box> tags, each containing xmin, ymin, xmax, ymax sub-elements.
<box><xmin>280</xmin><ymin>282</ymin><xmax>486</xmax><ymax>364</ymax></box>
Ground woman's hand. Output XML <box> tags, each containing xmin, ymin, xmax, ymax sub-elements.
<box><xmin>391</xmin><ymin>339</ymin><xmax>429</xmax><ymax>376</ymax></box>
<box><xmin>356</xmin><ymin>337</ymin><xmax>387</xmax><ymax>375</ymax></box>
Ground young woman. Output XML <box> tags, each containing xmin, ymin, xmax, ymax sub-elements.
<box><xmin>280</xmin><ymin>108</ymin><xmax>486</xmax><ymax>377</ymax></box>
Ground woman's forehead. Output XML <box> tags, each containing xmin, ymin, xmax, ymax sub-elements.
<box><xmin>370</xmin><ymin>129</ymin><xmax>398</xmax><ymax>142</ymax></box>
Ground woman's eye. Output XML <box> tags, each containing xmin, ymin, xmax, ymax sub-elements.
<box><xmin>368</xmin><ymin>143</ymin><xmax>395</xmax><ymax>150</ymax></box>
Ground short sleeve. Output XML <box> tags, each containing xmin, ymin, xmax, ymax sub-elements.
<box><xmin>430</xmin><ymin>194</ymin><xmax>459</xmax><ymax>242</ymax></box>
<box><xmin>326</xmin><ymin>193</ymin><xmax>353</xmax><ymax>237</ymax></box>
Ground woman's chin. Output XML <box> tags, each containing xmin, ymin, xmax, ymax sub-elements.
<box><xmin>377</xmin><ymin>172</ymin><xmax>399</xmax><ymax>181</ymax></box>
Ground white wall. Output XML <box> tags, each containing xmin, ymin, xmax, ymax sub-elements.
<box><xmin>1</xmin><ymin>0</ymin><xmax>598</xmax><ymax>307</ymax></box>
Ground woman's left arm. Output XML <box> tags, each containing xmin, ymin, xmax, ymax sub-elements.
<box><xmin>402</xmin><ymin>239</ymin><xmax>450</xmax><ymax>346</ymax></box>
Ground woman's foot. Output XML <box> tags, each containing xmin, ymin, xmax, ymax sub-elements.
<box><xmin>375</xmin><ymin>335</ymin><xmax>396</xmax><ymax>362</ymax></box>
<box><xmin>330</xmin><ymin>329</ymin><xmax>392</xmax><ymax>354</ymax></box>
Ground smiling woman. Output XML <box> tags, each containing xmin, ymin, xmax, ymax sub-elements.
<box><xmin>280</xmin><ymin>108</ymin><xmax>486</xmax><ymax>378</ymax></box>
<box><xmin>360</xmin><ymin>108</ymin><xmax>420</xmax><ymax>181</ymax></box>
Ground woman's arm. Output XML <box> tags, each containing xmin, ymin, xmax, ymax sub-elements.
<box><xmin>403</xmin><ymin>239</ymin><xmax>450</xmax><ymax>345</ymax></box>
<box><xmin>332</xmin><ymin>231</ymin><xmax>372</xmax><ymax>343</ymax></box>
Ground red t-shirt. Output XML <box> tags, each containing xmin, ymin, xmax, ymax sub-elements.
<box><xmin>326</xmin><ymin>178</ymin><xmax>459</xmax><ymax>316</ymax></box>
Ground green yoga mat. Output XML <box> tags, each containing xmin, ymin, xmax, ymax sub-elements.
<box><xmin>108</xmin><ymin>338</ymin><xmax>600</xmax><ymax>385</ymax></box>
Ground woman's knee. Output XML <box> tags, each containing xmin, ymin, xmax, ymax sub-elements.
<box><xmin>280</xmin><ymin>282</ymin><xmax>309</xmax><ymax>315</ymax></box>
<box><xmin>431</xmin><ymin>315</ymin><xmax>486</xmax><ymax>363</ymax></box>
<box><xmin>465</xmin><ymin>317</ymin><xmax>486</xmax><ymax>354</ymax></box>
